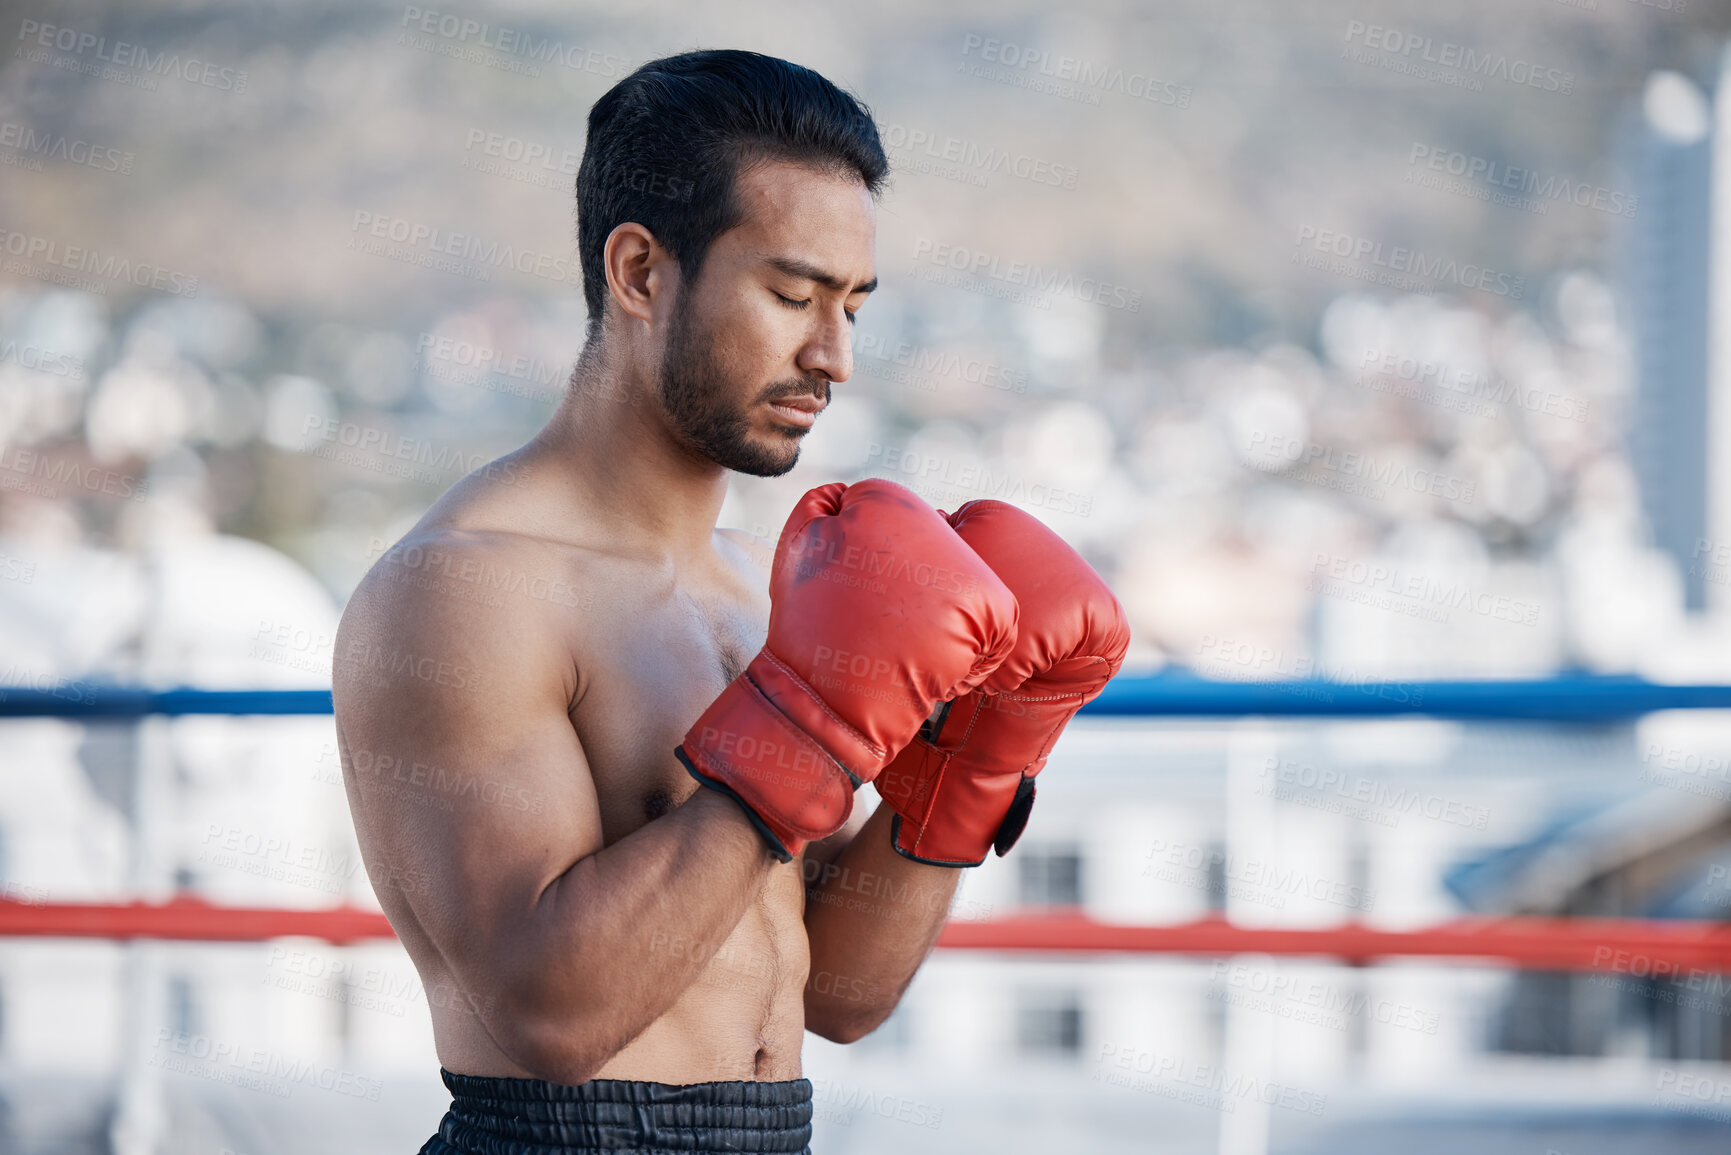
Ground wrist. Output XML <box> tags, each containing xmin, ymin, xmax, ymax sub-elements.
<box><xmin>675</xmin><ymin>768</ymin><xmax>791</xmax><ymax>862</ymax></box>
<box><xmin>678</xmin><ymin>671</ymin><xmax>859</xmax><ymax>863</ymax></box>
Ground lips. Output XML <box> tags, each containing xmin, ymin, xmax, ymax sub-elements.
<box><xmin>765</xmin><ymin>393</ymin><xmax>827</xmax><ymax>429</ymax></box>
<box><xmin>768</xmin><ymin>394</ymin><xmax>826</xmax><ymax>415</ymax></box>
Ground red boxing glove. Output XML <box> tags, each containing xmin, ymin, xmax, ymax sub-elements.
<box><xmin>874</xmin><ymin>502</ymin><xmax>1129</xmax><ymax>866</ymax></box>
<box><xmin>677</xmin><ymin>480</ymin><xmax>1019</xmax><ymax>862</ymax></box>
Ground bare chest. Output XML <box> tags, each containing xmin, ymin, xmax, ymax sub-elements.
<box><xmin>570</xmin><ymin>573</ymin><xmax>768</xmax><ymax>845</ymax></box>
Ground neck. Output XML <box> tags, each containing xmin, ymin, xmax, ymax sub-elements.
<box><xmin>524</xmin><ymin>344</ymin><xmax>731</xmax><ymax>561</ymax></box>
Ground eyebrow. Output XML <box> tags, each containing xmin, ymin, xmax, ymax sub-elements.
<box><xmin>766</xmin><ymin>255</ymin><xmax>877</xmax><ymax>296</ymax></box>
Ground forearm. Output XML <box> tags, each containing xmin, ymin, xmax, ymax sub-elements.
<box><xmin>803</xmin><ymin>803</ymin><xmax>961</xmax><ymax>1042</ymax></box>
<box><xmin>495</xmin><ymin>787</ymin><xmax>779</xmax><ymax>1080</ymax></box>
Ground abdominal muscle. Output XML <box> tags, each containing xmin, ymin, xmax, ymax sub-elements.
<box><xmin>593</xmin><ymin>867</ymin><xmax>810</xmax><ymax>1083</ymax></box>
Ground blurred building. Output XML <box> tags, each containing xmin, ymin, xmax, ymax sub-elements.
<box><xmin>0</xmin><ymin>4</ymin><xmax>1729</xmax><ymax>1150</ymax></box>
<box><xmin>1449</xmin><ymin>767</ymin><xmax>1731</xmax><ymax>1062</ymax></box>
<box><xmin>1625</xmin><ymin>68</ymin><xmax>1715</xmax><ymax>613</ymax></box>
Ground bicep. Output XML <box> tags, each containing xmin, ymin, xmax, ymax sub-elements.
<box><xmin>335</xmin><ymin>574</ymin><xmax>599</xmax><ymax>970</ymax></box>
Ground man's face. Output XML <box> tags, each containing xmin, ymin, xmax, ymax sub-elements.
<box><xmin>657</xmin><ymin>159</ymin><xmax>877</xmax><ymax>477</ymax></box>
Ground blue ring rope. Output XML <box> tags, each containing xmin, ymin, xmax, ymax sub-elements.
<box><xmin>0</xmin><ymin>674</ymin><xmax>1727</xmax><ymax>722</ymax></box>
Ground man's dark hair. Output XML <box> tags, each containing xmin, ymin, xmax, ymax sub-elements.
<box><xmin>575</xmin><ymin>49</ymin><xmax>888</xmax><ymax>331</ymax></box>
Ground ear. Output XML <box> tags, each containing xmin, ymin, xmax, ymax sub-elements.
<box><xmin>602</xmin><ymin>222</ymin><xmax>676</xmax><ymax>328</ymax></box>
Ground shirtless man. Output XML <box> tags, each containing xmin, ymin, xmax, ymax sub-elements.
<box><xmin>334</xmin><ymin>50</ymin><xmax>1128</xmax><ymax>1155</ymax></box>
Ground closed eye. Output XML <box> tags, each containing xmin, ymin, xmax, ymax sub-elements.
<box><xmin>775</xmin><ymin>291</ymin><xmax>858</xmax><ymax>324</ymax></box>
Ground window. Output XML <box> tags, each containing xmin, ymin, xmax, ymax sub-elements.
<box><xmin>1018</xmin><ymin>845</ymin><xmax>1083</xmax><ymax>907</ymax></box>
<box><xmin>168</xmin><ymin>974</ymin><xmax>200</xmax><ymax>1038</ymax></box>
<box><xmin>1016</xmin><ymin>989</ymin><xmax>1083</xmax><ymax>1056</ymax></box>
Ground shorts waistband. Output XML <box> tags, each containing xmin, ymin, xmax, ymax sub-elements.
<box><xmin>419</xmin><ymin>1068</ymin><xmax>813</xmax><ymax>1155</ymax></box>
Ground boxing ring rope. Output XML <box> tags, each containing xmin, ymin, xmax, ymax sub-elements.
<box><xmin>1</xmin><ymin>895</ymin><xmax>1725</xmax><ymax>973</ymax></box>
<box><xmin>6</xmin><ymin>672</ymin><xmax>1731</xmax><ymax>720</ymax></box>
<box><xmin>5</xmin><ymin>674</ymin><xmax>1731</xmax><ymax>970</ymax></box>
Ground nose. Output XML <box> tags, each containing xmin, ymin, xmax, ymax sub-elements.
<box><xmin>795</xmin><ymin>305</ymin><xmax>853</xmax><ymax>385</ymax></box>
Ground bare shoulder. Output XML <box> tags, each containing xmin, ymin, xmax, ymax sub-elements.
<box><xmin>337</xmin><ymin>525</ymin><xmax>593</xmax><ymax>715</ymax></box>
<box><xmin>332</xmin><ymin>522</ymin><xmax>607</xmax><ymax>947</ymax></box>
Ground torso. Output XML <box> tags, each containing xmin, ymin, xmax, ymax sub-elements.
<box><xmin>348</xmin><ymin>466</ymin><xmax>808</xmax><ymax>1084</ymax></box>
<box><xmin>560</xmin><ymin>535</ymin><xmax>809</xmax><ymax>1083</ymax></box>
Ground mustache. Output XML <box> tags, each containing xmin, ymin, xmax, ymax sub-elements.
<box><xmin>759</xmin><ymin>380</ymin><xmax>831</xmax><ymax>406</ymax></box>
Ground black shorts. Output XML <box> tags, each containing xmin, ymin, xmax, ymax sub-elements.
<box><xmin>418</xmin><ymin>1068</ymin><xmax>814</xmax><ymax>1154</ymax></box>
